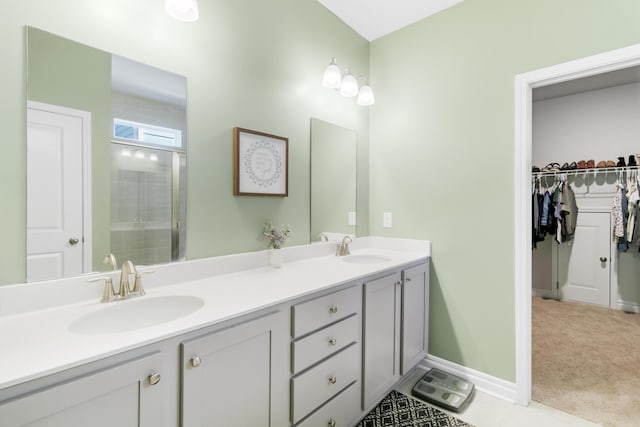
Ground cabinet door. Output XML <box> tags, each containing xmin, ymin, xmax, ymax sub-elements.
<box><xmin>181</xmin><ymin>311</ymin><xmax>286</xmax><ymax>427</ymax></box>
<box><xmin>362</xmin><ymin>272</ymin><xmax>401</xmax><ymax>410</ymax></box>
<box><xmin>401</xmin><ymin>262</ymin><xmax>429</xmax><ymax>374</ymax></box>
<box><xmin>0</xmin><ymin>352</ymin><xmax>164</xmax><ymax>427</ymax></box>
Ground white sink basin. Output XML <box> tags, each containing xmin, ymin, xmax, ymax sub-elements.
<box><xmin>69</xmin><ymin>295</ymin><xmax>205</xmax><ymax>334</ymax></box>
<box><xmin>342</xmin><ymin>254</ymin><xmax>392</xmax><ymax>264</ymax></box>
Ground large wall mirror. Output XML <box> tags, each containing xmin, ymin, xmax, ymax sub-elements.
<box><xmin>26</xmin><ymin>27</ymin><xmax>187</xmax><ymax>282</ymax></box>
<box><xmin>310</xmin><ymin>118</ymin><xmax>357</xmax><ymax>242</ymax></box>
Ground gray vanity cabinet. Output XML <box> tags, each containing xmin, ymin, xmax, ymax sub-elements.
<box><xmin>180</xmin><ymin>311</ymin><xmax>287</xmax><ymax>427</ymax></box>
<box><xmin>401</xmin><ymin>263</ymin><xmax>429</xmax><ymax>373</ymax></box>
<box><xmin>0</xmin><ymin>352</ymin><xmax>165</xmax><ymax>427</ymax></box>
<box><xmin>362</xmin><ymin>261</ymin><xmax>429</xmax><ymax>410</ymax></box>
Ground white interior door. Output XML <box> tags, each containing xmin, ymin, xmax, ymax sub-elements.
<box><xmin>557</xmin><ymin>211</ymin><xmax>610</xmax><ymax>306</ymax></box>
<box><xmin>27</xmin><ymin>103</ymin><xmax>90</xmax><ymax>282</ymax></box>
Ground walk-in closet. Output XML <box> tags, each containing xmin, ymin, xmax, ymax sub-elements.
<box><xmin>530</xmin><ymin>66</ymin><xmax>640</xmax><ymax>426</ymax></box>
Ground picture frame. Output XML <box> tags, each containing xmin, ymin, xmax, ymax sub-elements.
<box><xmin>233</xmin><ymin>127</ymin><xmax>289</xmax><ymax>197</ymax></box>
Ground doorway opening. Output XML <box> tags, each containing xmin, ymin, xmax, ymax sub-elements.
<box><xmin>514</xmin><ymin>43</ymin><xmax>640</xmax><ymax>409</ymax></box>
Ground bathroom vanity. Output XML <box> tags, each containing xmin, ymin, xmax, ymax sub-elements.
<box><xmin>0</xmin><ymin>237</ymin><xmax>430</xmax><ymax>427</ymax></box>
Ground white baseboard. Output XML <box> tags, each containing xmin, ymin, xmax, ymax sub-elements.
<box><xmin>420</xmin><ymin>354</ymin><xmax>517</xmax><ymax>403</ymax></box>
<box><xmin>617</xmin><ymin>300</ymin><xmax>640</xmax><ymax>313</ymax></box>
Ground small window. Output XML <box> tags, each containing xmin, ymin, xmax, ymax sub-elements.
<box><xmin>113</xmin><ymin>118</ymin><xmax>182</xmax><ymax>149</ymax></box>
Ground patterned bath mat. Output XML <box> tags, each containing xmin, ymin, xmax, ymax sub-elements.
<box><xmin>357</xmin><ymin>390</ymin><xmax>473</xmax><ymax>427</ymax></box>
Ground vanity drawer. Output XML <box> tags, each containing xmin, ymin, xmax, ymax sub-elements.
<box><xmin>292</xmin><ymin>285</ymin><xmax>361</xmax><ymax>338</ymax></box>
<box><xmin>292</xmin><ymin>315</ymin><xmax>359</xmax><ymax>374</ymax></box>
<box><xmin>297</xmin><ymin>381</ymin><xmax>360</xmax><ymax>427</ymax></box>
<box><xmin>291</xmin><ymin>344</ymin><xmax>359</xmax><ymax>424</ymax></box>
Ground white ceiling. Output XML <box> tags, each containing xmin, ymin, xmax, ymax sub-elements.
<box><xmin>112</xmin><ymin>55</ymin><xmax>187</xmax><ymax>108</ymax></box>
<box><xmin>317</xmin><ymin>0</ymin><xmax>464</xmax><ymax>41</ymax></box>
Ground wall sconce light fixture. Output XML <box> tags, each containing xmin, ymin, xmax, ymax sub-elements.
<box><xmin>322</xmin><ymin>57</ymin><xmax>374</xmax><ymax>106</ymax></box>
<box><xmin>165</xmin><ymin>0</ymin><xmax>199</xmax><ymax>22</ymax></box>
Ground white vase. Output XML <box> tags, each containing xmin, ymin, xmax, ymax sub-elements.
<box><xmin>269</xmin><ymin>248</ymin><xmax>283</xmax><ymax>268</ymax></box>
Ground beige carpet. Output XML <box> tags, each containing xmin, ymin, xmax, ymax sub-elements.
<box><xmin>532</xmin><ymin>297</ymin><xmax>640</xmax><ymax>427</ymax></box>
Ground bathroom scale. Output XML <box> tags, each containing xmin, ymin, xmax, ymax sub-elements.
<box><xmin>411</xmin><ymin>368</ymin><xmax>474</xmax><ymax>412</ymax></box>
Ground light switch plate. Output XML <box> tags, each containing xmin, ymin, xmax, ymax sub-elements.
<box><xmin>383</xmin><ymin>212</ymin><xmax>392</xmax><ymax>228</ymax></box>
<box><xmin>348</xmin><ymin>211</ymin><xmax>357</xmax><ymax>226</ymax></box>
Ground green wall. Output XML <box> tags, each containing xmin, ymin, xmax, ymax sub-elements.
<box><xmin>27</xmin><ymin>27</ymin><xmax>112</xmax><ymax>271</ymax></box>
<box><xmin>369</xmin><ymin>0</ymin><xmax>640</xmax><ymax>381</ymax></box>
<box><xmin>0</xmin><ymin>0</ymin><xmax>369</xmax><ymax>284</ymax></box>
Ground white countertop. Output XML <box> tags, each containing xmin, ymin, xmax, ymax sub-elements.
<box><xmin>0</xmin><ymin>237</ymin><xmax>430</xmax><ymax>390</ymax></box>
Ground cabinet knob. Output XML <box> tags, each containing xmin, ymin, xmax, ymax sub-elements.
<box><xmin>191</xmin><ymin>356</ymin><xmax>202</xmax><ymax>368</ymax></box>
<box><xmin>406</xmin><ymin>277</ymin><xmax>412</xmax><ymax>282</ymax></box>
<box><xmin>328</xmin><ymin>376</ymin><xmax>337</xmax><ymax>384</ymax></box>
<box><xmin>148</xmin><ymin>372</ymin><xmax>161</xmax><ymax>386</ymax></box>
<box><xmin>329</xmin><ymin>338</ymin><xmax>337</xmax><ymax>346</ymax></box>
<box><xmin>599</xmin><ymin>257</ymin><xmax>607</xmax><ymax>262</ymax></box>
<box><xmin>329</xmin><ymin>306</ymin><xmax>338</xmax><ymax>315</ymax></box>
<box><xmin>69</xmin><ymin>238</ymin><xmax>80</xmax><ymax>245</ymax></box>
<box><xmin>328</xmin><ymin>419</ymin><xmax>337</xmax><ymax>427</ymax></box>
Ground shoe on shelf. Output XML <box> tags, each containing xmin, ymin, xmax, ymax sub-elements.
<box><xmin>560</xmin><ymin>162</ymin><xmax>570</xmax><ymax>170</ymax></box>
<box><xmin>532</xmin><ymin>166</ymin><xmax>540</xmax><ymax>173</ymax></box>
<box><xmin>596</xmin><ymin>161</ymin><xmax>606</xmax><ymax>168</ymax></box>
<box><xmin>629</xmin><ymin>155</ymin><xmax>637</xmax><ymax>167</ymax></box>
<box><xmin>569</xmin><ymin>161</ymin><xmax>577</xmax><ymax>170</ymax></box>
<box><xmin>577</xmin><ymin>160</ymin><xmax>587</xmax><ymax>169</ymax></box>
<box><xmin>586</xmin><ymin>159</ymin><xmax>595</xmax><ymax>168</ymax></box>
<box><xmin>606</xmin><ymin>160</ymin><xmax>616</xmax><ymax>168</ymax></box>
<box><xmin>617</xmin><ymin>157</ymin><xmax>626</xmax><ymax>167</ymax></box>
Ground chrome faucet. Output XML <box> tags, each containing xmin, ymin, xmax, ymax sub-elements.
<box><xmin>87</xmin><ymin>260</ymin><xmax>153</xmax><ymax>303</ymax></box>
<box><xmin>118</xmin><ymin>260</ymin><xmax>137</xmax><ymax>298</ymax></box>
<box><xmin>335</xmin><ymin>235</ymin><xmax>353</xmax><ymax>256</ymax></box>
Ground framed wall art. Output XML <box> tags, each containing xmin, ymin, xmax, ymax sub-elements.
<box><xmin>233</xmin><ymin>127</ymin><xmax>289</xmax><ymax>197</ymax></box>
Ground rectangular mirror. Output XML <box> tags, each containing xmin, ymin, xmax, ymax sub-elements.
<box><xmin>310</xmin><ymin>118</ymin><xmax>357</xmax><ymax>242</ymax></box>
<box><xmin>26</xmin><ymin>27</ymin><xmax>187</xmax><ymax>282</ymax></box>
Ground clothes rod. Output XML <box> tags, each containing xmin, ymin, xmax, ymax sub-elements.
<box><xmin>532</xmin><ymin>166</ymin><xmax>639</xmax><ymax>178</ymax></box>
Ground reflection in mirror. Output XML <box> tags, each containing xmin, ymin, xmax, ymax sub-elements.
<box><xmin>310</xmin><ymin>118</ymin><xmax>357</xmax><ymax>242</ymax></box>
<box><xmin>26</xmin><ymin>27</ymin><xmax>187</xmax><ymax>283</ymax></box>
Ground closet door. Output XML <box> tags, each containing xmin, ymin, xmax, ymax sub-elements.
<box><xmin>557</xmin><ymin>212</ymin><xmax>610</xmax><ymax>306</ymax></box>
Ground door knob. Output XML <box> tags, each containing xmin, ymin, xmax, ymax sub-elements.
<box><xmin>191</xmin><ymin>356</ymin><xmax>202</xmax><ymax>367</ymax></box>
<box><xmin>328</xmin><ymin>376</ymin><xmax>337</xmax><ymax>384</ymax></box>
<box><xmin>599</xmin><ymin>257</ymin><xmax>607</xmax><ymax>262</ymax></box>
<box><xmin>69</xmin><ymin>238</ymin><xmax>80</xmax><ymax>245</ymax></box>
<box><xmin>329</xmin><ymin>306</ymin><xmax>338</xmax><ymax>315</ymax></box>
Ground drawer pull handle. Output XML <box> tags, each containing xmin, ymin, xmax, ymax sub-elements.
<box><xmin>328</xmin><ymin>376</ymin><xmax>337</xmax><ymax>384</ymax></box>
<box><xmin>191</xmin><ymin>356</ymin><xmax>202</xmax><ymax>368</ymax></box>
<box><xmin>328</xmin><ymin>419</ymin><xmax>337</xmax><ymax>427</ymax></box>
<box><xmin>148</xmin><ymin>372</ymin><xmax>161</xmax><ymax>386</ymax></box>
<box><xmin>329</xmin><ymin>338</ymin><xmax>337</xmax><ymax>346</ymax></box>
<box><xmin>329</xmin><ymin>306</ymin><xmax>338</xmax><ymax>315</ymax></box>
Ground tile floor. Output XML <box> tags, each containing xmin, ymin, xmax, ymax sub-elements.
<box><xmin>395</xmin><ymin>368</ymin><xmax>602</xmax><ymax>427</ymax></box>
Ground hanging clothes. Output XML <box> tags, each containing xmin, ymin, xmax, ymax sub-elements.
<box><xmin>618</xmin><ymin>185</ymin><xmax>629</xmax><ymax>253</ymax></box>
<box><xmin>560</xmin><ymin>180</ymin><xmax>577</xmax><ymax>242</ymax></box>
<box><xmin>613</xmin><ymin>183</ymin><xmax>624</xmax><ymax>238</ymax></box>
<box><xmin>531</xmin><ymin>174</ymin><xmax>577</xmax><ymax>247</ymax></box>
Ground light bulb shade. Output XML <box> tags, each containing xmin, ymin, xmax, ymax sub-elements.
<box><xmin>340</xmin><ymin>73</ymin><xmax>359</xmax><ymax>97</ymax></box>
<box><xmin>166</xmin><ymin>0</ymin><xmax>199</xmax><ymax>22</ymax></box>
<box><xmin>357</xmin><ymin>84</ymin><xmax>375</xmax><ymax>106</ymax></box>
<box><xmin>322</xmin><ymin>59</ymin><xmax>342</xmax><ymax>89</ymax></box>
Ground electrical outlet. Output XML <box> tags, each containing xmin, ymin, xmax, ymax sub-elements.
<box><xmin>348</xmin><ymin>211</ymin><xmax>357</xmax><ymax>226</ymax></box>
<box><xmin>383</xmin><ymin>212</ymin><xmax>393</xmax><ymax>228</ymax></box>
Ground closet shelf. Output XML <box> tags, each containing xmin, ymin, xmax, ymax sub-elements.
<box><xmin>532</xmin><ymin>166</ymin><xmax>639</xmax><ymax>178</ymax></box>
